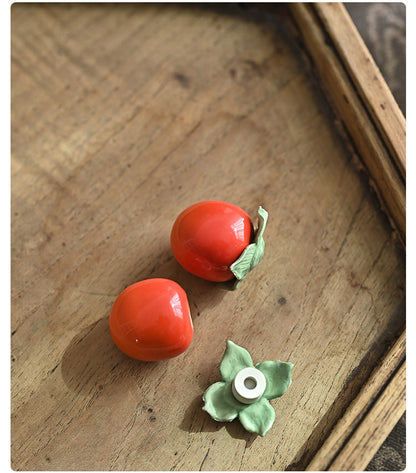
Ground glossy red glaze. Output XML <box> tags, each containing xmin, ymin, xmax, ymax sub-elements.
<box><xmin>170</xmin><ymin>200</ymin><xmax>254</xmax><ymax>282</ymax></box>
<box><xmin>109</xmin><ymin>279</ymin><xmax>193</xmax><ymax>361</ymax></box>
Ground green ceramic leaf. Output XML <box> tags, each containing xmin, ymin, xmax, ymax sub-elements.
<box><xmin>202</xmin><ymin>381</ymin><xmax>244</xmax><ymax>422</ymax></box>
<box><xmin>219</xmin><ymin>340</ymin><xmax>254</xmax><ymax>382</ymax></box>
<box><xmin>229</xmin><ymin>243</ymin><xmax>257</xmax><ymax>280</ymax></box>
<box><xmin>230</xmin><ymin>206</ymin><xmax>268</xmax><ymax>282</ymax></box>
<box><xmin>238</xmin><ymin>397</ymin><xmax>276</xmax><ymax>436</ymax></box>
<box><xmin>256</xmin><ymin>360</ymin><xmax>294</xmax><ymax>400</ymax></box>
<box><xmin>254</xmin><ymin>206</ymin><xmax>268</xmax><ymax>242</ymax></box>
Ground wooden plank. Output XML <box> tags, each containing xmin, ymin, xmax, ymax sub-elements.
<box><xmin>330</xmin><ymin>360</ymin><xmax>406</xmax><ymax>471</ymax></box>
<box><xmin>11</xmin><ymin>4</ymin><xmax>405</xmax><ymax>470</ymax></box>
<box><xmin>290</xmin><ymin>3</ymin><xmax>405</xmax><ymax>246</ymax></box>
<box><xmin>306</xmin><ymin>329</ymin><xmax>406</xmax><ymax>471</ymax></box>
<box><xmin>314</xmin><ymin>3</ymin><xmax>406</xmax><ymax>179</ymax></box>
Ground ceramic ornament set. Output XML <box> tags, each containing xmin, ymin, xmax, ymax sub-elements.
<box><xmin>109</xmin><ymin>200</ymin><xmax>293</xmax><ymax>437</ymax></box>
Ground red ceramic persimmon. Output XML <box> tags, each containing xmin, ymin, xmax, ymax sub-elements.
<box><xmin>171</xmin><ymin>201</ymin><xmax>268</xmax><ymax>285</ymax></box>
<box><xmin>109</xmin><ymin>278</ymin><xmax>193</xmax><ymax>361</ymax></box>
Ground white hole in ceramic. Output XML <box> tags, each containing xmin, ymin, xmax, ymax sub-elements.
<box><xmin>244</xmin><ymin>376</ymin><xmax>257</xmax><ymax>390</ymax></box>
<box><xmin>232</xmin><ymin>367</ymin><xmax>266</xmax><ymax>404</ymax></box>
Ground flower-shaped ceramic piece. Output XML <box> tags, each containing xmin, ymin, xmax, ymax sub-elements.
<box><xmin>202</xmin><ymin>341</ymin><xmax>293</xmax><ymax>436</ymax></box>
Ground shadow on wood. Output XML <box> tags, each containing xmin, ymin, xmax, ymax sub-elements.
<box><xmin>180</xmin><ymin>394</ymin><xmax>257</xmax><ymax>447</ymax></box>
<box><xmin>60</xmin><ymin>317</ymin><xmax>167</xmax><ymax>396</ymax></box>
<box><xmin>60</xmin><ymin>247</ymin><xmax>229</xmax><ymax>397</ymax></box>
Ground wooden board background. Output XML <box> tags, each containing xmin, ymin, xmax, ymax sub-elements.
<box><xmin>11</xmin><ymin>4</ymin><xmax>405</xmax><ymax>470</ymax></box>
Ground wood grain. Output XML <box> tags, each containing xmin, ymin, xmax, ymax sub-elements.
<box><xmin>329</xmin><ymin>360</ymin><xmax>406</xmax><ymax>471</ymax></box>
<box><xmin>314</xmin><ymin>3</ymin><xmax>406</xmax><ymax>179</ymax></box>
<box><xmin>306</xmin><ymin>330</ymin><xmax>405</xmax><ymax>470</ymax></box>
<box><xmin>11</xmin><ymin>4</ymin><xmax>405</xmax><ymax>470</ymax></box>
<box><xmin>290</xmin><ymin>3</ymin><xmax>405</xmax><ymax>246</ymax></box>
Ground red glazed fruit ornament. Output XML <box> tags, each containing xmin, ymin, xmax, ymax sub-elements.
<box><xmin>109</xmin><ymin>278</ymin><xmax>193</xmax><ymax>361</ymax></box>
<box><xmin>171</xmin><ymin>201</ymin><xmax>268</xmax><ymax>288</ymax></box>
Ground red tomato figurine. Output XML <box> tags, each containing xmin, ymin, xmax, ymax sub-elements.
<box><xmin>109</xmin><ymin>279</ymin><xmax>193</xmax><ymax>361</ymax></box>
<box><xmin>171</xmin><ymin>201</ymin><xmax>268</xmax><ymax>285</ymax></box>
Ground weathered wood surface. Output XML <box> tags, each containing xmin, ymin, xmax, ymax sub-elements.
<box><xmin>11</xmin><ymin>4</ymin><xmax>405</xmax><ymax>470</ymax></box>
<box><xmin>314</xmin><ymin>3</ymin><xmax>406</xmax><ymax>180</ymax></box>
<box><xmin>329</xmin><ymin>360</ymin><xmax>406</xmax><ymax>471</ymax></box>
<box><xmin>290</xmin><ymin>3</ymin><xmax>405</xmax><ymax>246</ymax></box>
<box><xmin>306</xmin><ymin>330</ymin><xmax>406</xmax><ymax>471</ymax></box>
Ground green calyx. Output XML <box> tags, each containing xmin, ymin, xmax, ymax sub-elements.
<box><xmin>228</xmin><ymin>206</ymin><xmax>268</xmax><ymax>289</ymax></box>
<box><xmin>202</xmin><ymin>341</ymin><xmax>293</xmax><ymax>437</ymax></box>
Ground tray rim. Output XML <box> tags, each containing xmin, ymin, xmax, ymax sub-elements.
<box><xmin>289</xmin><ymin>3</ymin><xmax>406</xmax><ymax>470</ymax></box>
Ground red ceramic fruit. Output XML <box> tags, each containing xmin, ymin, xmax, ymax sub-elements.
<box><xmin>171</xmin><ymin>200</ymin><xmax>268</xmax><ymax>284</ymax></box>
<box><xmin>109</xmin><ymin>278</ymin><xmax>193</xmax><ymax>361</ymax></box>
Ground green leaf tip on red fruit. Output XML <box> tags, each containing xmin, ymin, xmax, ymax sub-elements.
<box><xmin>228</xmin><ymin>206</ymin><xmax>268</xmax><ymax>287</ymax></box>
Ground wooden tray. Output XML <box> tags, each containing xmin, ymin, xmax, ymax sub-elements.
<box><xmin>11</xmin><ymin>3</ymin><xmax>405</xmax><ymax>471</ymax></box>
